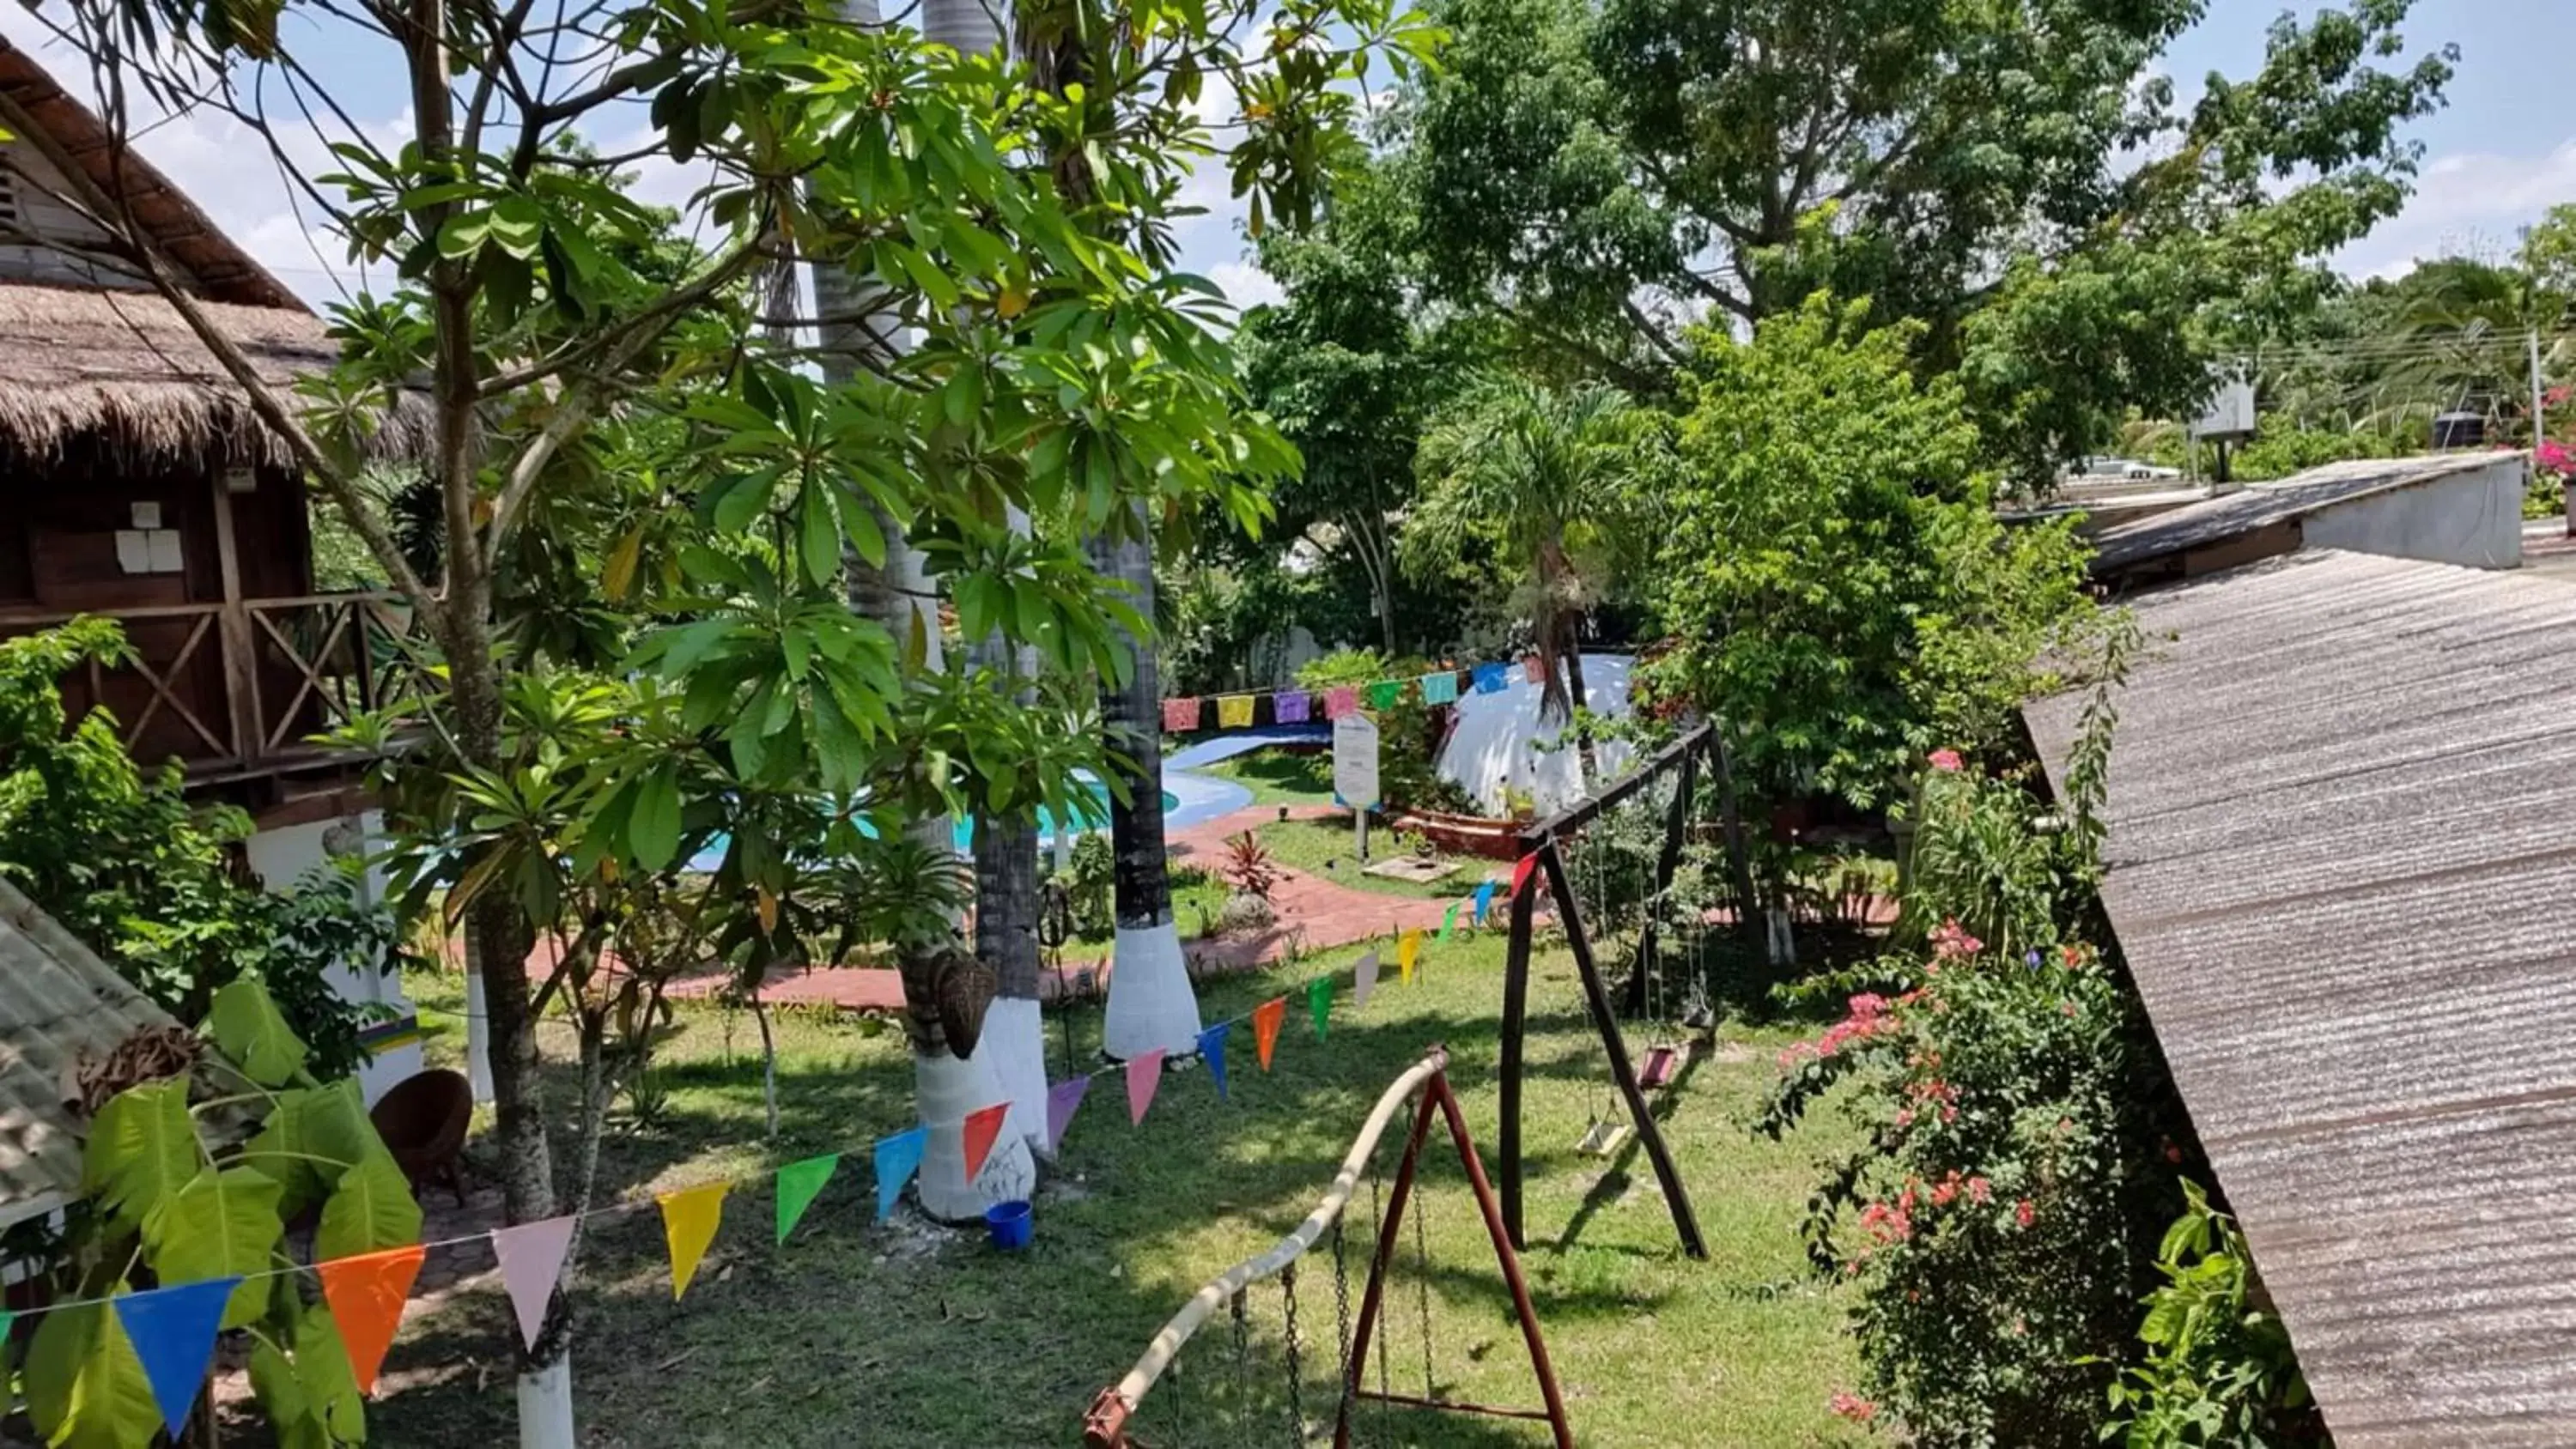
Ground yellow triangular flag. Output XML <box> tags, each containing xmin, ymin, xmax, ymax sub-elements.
<box><xmin>1399</xmin><ymin>928</ymin><xmax>1420</xmax><ymax>985</ymax></box>
<box><xmin>657</xmin><ymin>1180</ymin><xmax>730</xmax><ymax>1300</ymax></box>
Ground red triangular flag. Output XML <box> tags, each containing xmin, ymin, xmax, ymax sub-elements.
<box><xmin>1252</xmin><ymin>997</ymin><xmax>1285</xmax><ymax>1070</ymax></box>
<box><xmin>1510</xmin><ymin>853</ymin><xmax>1538</xmax><ymax>898</ymax></box>
<box><xmin>317</xmin><ymin>1245</ymin><xmax>426</xmax><ymax>1397</ymax></box>
<box><xmin>961</xmin><ymin>1102</ymin><xmax>1009</xmax><ymax>1185</ymax></box>
<box><xmin>1126</xmin><ymin>1049</ymin><xmax>1166</xmax><ymax>1125</ymax></box>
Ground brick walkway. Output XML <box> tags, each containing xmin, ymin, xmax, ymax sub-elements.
<box><xmin>645</xmin><ymin>802</ymin><xmax>1491</xmax><ymax>1014</ymax></box>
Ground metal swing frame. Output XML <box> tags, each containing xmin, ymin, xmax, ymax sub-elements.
<box><xmin>1495</xmin><ymin>722</ymin><xmax>1761</xmax><ymax>1259</ymax></box>
<box><xmin>1082</xmin><ymin>1048</ymin><xmax>1573</xmax><ymax>1448</ymax></box>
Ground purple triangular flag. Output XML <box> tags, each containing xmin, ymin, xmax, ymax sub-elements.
<box><xmin>1046</xmin><ymin>1076</ymin><xmax>1091</xmax><ymax>1154</ymax></box>
<box><xmin>1353</xmin><ymin>950</ymin><xmax>1380</xmax><ymax>1009</ymax></box>
<box><xmin>490</xmin><ymin>1216</ymin><xmax>579</xmax><ymax>1351</ymax></box>
<box><xmin>115</xmin><ymin>1277</ymin><xmax>238</xmax><ymax>1439</ymax></box>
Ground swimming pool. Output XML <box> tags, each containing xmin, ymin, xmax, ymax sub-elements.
<box><xmin>685</xmin><ymin>768</ymin><xmax>1242</xmax><ymax>873</ymax></box>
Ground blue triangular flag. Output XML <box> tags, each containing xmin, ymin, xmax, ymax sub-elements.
<box><xmin>1473</xmin><ymin>879</ymin><xmax>1496</xmax><ymax>926</ymax></box>
<box><xmin>115</xmin><ymin>1278</ymin><xmax>238</xmax><ymax>1439</ymax></box>
<box><xmin>1472</xmin><ymin>662</ymin><xmax>1509</xmax><ymax>695</ymax></box>
<box><xmin>1199</xmin><ymin>1022</ymin><xmax>1232</xmax><ymax>1101</ymax></box>
<box><xmin>874</xmin><ymin>1126</ymin><xmax>927</xmax><ymax>1222</ymax></box>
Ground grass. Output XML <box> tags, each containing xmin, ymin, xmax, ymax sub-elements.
<box><xmin>1197</xmin><ymin>746</ymin><xmax>1337</xmax><ymax>806</ymax></box>
<box><xmin>372</xmin><ymin>932</ymin><xmax>1873</xmax><ymax>1448</ymax></box>
<box><xmin>1255</xmin><ymin>816</ymin><xmax>1488</xmax><ymax>901</ymax></box>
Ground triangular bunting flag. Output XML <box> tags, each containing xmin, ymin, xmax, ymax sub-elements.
<box><xmin>658</xmin><ymin>1181</ymin><xmax>730</xmax><ymax>1300</ymax></box>
<box><xmin>1252</xmin><ymin>997</ymin><xmax>1286</xmax><ymax>1070</ymax></box>
<box><xmin>1353</xmin><ymin>950</ymin><xmax>1380</xmax><ymax>1009</ymax></box>
<box><xmin>318</xmin><ymin>1245</ymin><xmax>425</xmax><ymax>1397</ymax></box>
<box><xmin>1400</xmin><ymin>929</ymin><xmax>1421</xmax><ymax>984</ymax></box>
<box><xmin>0</xmin><ymin>1308</ymin><xmax>15</xmax><ymax>1374</ymax></box>
<box><xmin>490</xmin><ymin>1216</ymin><xmax>579</xmax><ymax>1351</ymax></box>
<box><xmin>1046</xmin><ymin>1076</ymin><xmax>1091</xmax><ymax>1154</ymax></box>
<box><xmin>874</xmin><ymin>1127</ymin><xmax>927</xmax><ymax>1221</ymax></box>
<box><xmin>1440</xmin><ymin>901</ymin><xmax>1459</xmax><ymax>941</ymax></box>
<box><xmin>775</xmin><ymin>1154</ymin><xmax>839</xmax><ymax>1245</ymax></box>
<box><xmin>1199</xmin><ymin>1022</ymin><xmax>1232</xmax><ymax>1101</ymax></box>
<box><xmin>1126</xmin><ymin>1049</ymin><xmax>1167</xmax><ymax>1125</ymax></box>
<box><xmin>1510</xmin><ymin>853</ymin><xmax>1539</xmax><ymax>898</ymax></box>
<box><xmin>1473</xmin><ymin>879</ymin><xmax>1497</xmax><ymax>925</ymax></box>
<box><xmin>962</xmin><ymin>1103</ymin><xmax>1010</xmax><ymax>1185</ymax></box>
<box><xmin>1307</xmin><ymin>976</ymin><xmax>1333</xmax><ymax>1040</ymax></box>
<box><xmin>115</xmin><ymin>1278</ymin><xmax>237</xmax><ymax>1439</ymax></box>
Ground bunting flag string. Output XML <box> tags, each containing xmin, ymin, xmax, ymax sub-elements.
<box><xmin>1126</xmin><ymin>1050</ymin><xmax>1168</xmax><ymax>1125</ymax></box>
<box><xmin>319</xmin><ymin>1246</ymin><xmax>427</xmax><ymax>1397</ymax></box>
<box><xmin>116</xmin><ymin>1278</ymin><xmax>237</xmax><ymax>1440</ymax></box>
<box><xmin>491</xmin><ymin>1216</ymin><xmax>579</xmax><ymax>1351</ymax></box>
<box><xmin>1252</xmin><ymin>996</ymin><xmax>1285</xmax><ymax>1070</ymax></box>
<box><xmin>1199</xmin><ymin>1022</ymin><xmax>1233</xmax><ymax>1101</ymax></box>
<box><xmin>1154</xmin><ymin>654</ymin><xmax>1560</xmax><ymax>736</ymax></box>
<box><xmin>961</xmin><ymin>1104</ymin><xmax>1010</xmax><ymax>1185</ymax></box>
<box><xmin>1046</xmin><ymin>1076</ymin><xmax>1091</xmax><ymax>1153</ymax></box>
<box><xmin>1274</xmin><ymin>690</ymin><xmax>1312</xmax><ymax>724</ymax></box>
<box><xmin>874</xmin><ymin>1128</ymin><xmax>927</xmax><ymax>1222</ymax></box>
<box><xmin>658</xmin><ymin>1182</ymin><xmax>729</xmax><ymax>1300</ymax></box>
<box><xmin>1365</xmin><ymin>679</ymin><xmax>1405</xmax><ymax>711</ymax></box>
<box><xmin>1472</xmin><ymin>662</ymin><xmax>1509</xmax><ymax>695</ymax></box>
<box><xmin>1322</xmin><ymin>686</ymin><xmax>1360</xmax><ymax>719</ymax></box>
<box><xmin>775</xmin><ymin>1155</ymin><xmax>839</xmax><ymax>1245</ymax></box>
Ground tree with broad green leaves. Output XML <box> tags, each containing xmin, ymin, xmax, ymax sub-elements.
<box><xmin>21</xmin><ymin>0</ymin><xmax>1432</xmax><ymax>1437</ymax></box>
<box><xmin>1644</xmin><ymin>295</ymin><xmax>2094</xmax><ymax>814</ymax></box>
<box><xmin>1388</xmin><ymin>0</ymin><xmax>2457</xmax><ymax>482</ymax></box>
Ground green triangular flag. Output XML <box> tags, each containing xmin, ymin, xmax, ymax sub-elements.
<box><xmin>775</xmin><ymin>1154</ymin><xmax>840</xmax><ymax>1244</ymax></box>
<box><xmin>1439</xmin><ymin>901</ymin><xmax>1458</xmax><ymax>942</ymax></box>
<box><xmin>0</xmin><ymin>1307</ymin><xmax>14</xmax><ymax>1372</ymax></box>
<box><xmin>1307</xmin><ymin>975</ymin><xmax>1333</xmax><ymax>1040</ymax></box>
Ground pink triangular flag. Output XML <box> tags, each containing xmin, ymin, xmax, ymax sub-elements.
<box><xmin>490</xmin><ymin>1216</ymin><xmax>579</xmax><ymax>1351</ymax></box>
<box><xmin>1126</xmin><ymin>1050</ymin><xmax>1166</xmax><ymax>1125</ymax></box>
<box><xmin>962</xmin><ymin>1102</ymin><xmax>1009</xmax><ymax>1185</ymax></box>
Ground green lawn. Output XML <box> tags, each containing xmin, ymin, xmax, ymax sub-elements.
<box><xmin>375</xmin><ymin>933</ymin><xmax>1872</xmax><ymax>1447</ymax></box>
<box><xmin>1255</xmin><ymin>816</ymin><xmax>1492</xmax><ymax>901</ymax></box>
<box><xmin>1198</xmin><ymin>746</ymin><xmax>1337</xmax><ymax>806</ymax></box>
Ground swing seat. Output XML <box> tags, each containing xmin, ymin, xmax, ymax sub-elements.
<box><xmin>1575</xmin><ymin>1119</ymin><xmax>1630</xmax><ymax>1157</ymax></box>
<box><xmin>1638</xmin><ymin>1045</ymin><xmax>1679</xmax><ymax>1089</ymax></box>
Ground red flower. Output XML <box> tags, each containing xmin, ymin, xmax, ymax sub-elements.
<box><xmin>1927</xmin><ymin>749</ymin><xmax>1964</xmax><ymax>773</ymax></box>
<box><xmin>2015</xmin><ymin>1198</ymin><xmax>2036</xmax><ymax>1228</ymax></box>
<box><xmin>1967</xmin><ymin>1176</ymin><xmax>1991</xmax><ymax>1204</ymax></box>
<box><xmin>1830</xmin><ymin>1391</ymin><xmax>1879</xmax><ymax>1423</ymax></box>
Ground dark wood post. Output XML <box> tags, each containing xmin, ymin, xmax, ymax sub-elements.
<box><xmin>209</xmin><ymin>476</ymin><xmax>258</xmax><ymax>764</ymax></box>
<box><xmin>1498</xmin><ymin>846</ymin><xmax>1540</xmax><ymax>1251</ymax></box>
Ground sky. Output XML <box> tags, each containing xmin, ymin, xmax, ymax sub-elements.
<box><xmin>0</xmin><ymin>0</ymin><xmax>2564</xmax><ymax>313</ymax></box>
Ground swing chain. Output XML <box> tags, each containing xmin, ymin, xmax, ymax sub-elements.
<box><xmin>1413</xmin><ymin>1178</ymin><xmax>1434</xmax><ymax>1401</ymax></box>
<box><xmin>1230</xmin><ymin>1287</ymin><xmax>1253</xmax><ymax>1437</ymax></box>
<box><xmin>1281</xmin><ymin>1260</ymin><xmax>1307</xmax><ymax>1442</ymax></box>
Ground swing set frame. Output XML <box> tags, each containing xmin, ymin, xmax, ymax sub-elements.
<box><xmin>1496</xmin><ymin>721</ymin><xmax>1760</xmax><ymax>1260</ymax></box>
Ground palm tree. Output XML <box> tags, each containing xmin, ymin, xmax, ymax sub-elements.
<box><xmin>808</xmin><ymin>0</ymin><xmax>1033</xmax><ymax>1220</ymax></box>
<box><xmin>1092</xmin><ymin>519</ymin><xmax>1205</xmax><ymax>1059</ymax></box>
<box><xmin>1407</xmin><ymin>377</ymin><xmax>1653</xmax><ymax>756</ymax></box>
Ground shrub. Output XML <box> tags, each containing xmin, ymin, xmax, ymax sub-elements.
<box><xmin>1218</xmin><ymin>830</ymin><xmax>1282</xmax><ymax>902</ymax></box>
<box><xmin>2105</xmin><ymin>1180</ymin><xmax>2318</xmax><ymax>1447</ymax></box>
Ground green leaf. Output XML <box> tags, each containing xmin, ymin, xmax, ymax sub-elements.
<box><xmin>205</xmin><ymin>977</ymin><xmax>307</xmax><ymax>1087</ymax></box>
<box><xmin>315</xmin><ymin>1149</ymin><xmax>422</xmax><ymax>1262</ymax></box>
<box><xmin>249</xmin><ymin>1337</ymin><xmax>332</xmax><ymax>1449</ymax></box>
<box><xmin>294</xmin><ymin>1302</ymin><xmax>368</xmax><ymax>1442</ymax></box>
<box><xmin>146</xmin><ymin>1165</ymin><xmax>285</xmax><ymax>1328</ymax></box>
<box><xmin>799</xmin><ymin>485</ymin><xmax>841</xmax><ymax>589</ymax></box>
<box><xmin>24</xmin><ymin>1301</ymin><xmax>159</xmax><ymax>1449</ymax></box>
<box><xmin>82</xmin><ymin>1078</ymin><xmax>199</xmax><ymax>1238</ymax></box>
<box><xmin>629</xmin><ymin>766</ymin><xmax>683</xmax><ymax>873</ymax></box>
<box><xmin>240</xmin><ymin>1079</ymin><xmax>376</xmax><ymax>1222</ymax></box>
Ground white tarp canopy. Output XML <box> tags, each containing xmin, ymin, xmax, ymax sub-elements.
<box><xmin>1435</xmin><ymin>653</ymin><xmax>1636</xmax><ymax>816</ymax></box>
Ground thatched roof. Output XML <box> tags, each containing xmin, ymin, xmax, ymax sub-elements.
<box><xmin>0</xmin><ymin>281</ymin><xmax>424</xmax><ymax>466</ymax></box>
<box><xmin>0</xmin><ymin>39</ymin><xmax>300</xmax><ymax>311</ymax></box>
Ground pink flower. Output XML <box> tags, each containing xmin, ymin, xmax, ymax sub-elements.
<box><xmin>1830</xmin><ymin>1391</ymin><xmax>1879</xmax><ymax>1423</ymax></box>
<box><xmin>1930</xmin><ymin>919</ymin><xmax>1983</xmax><ymax>961</ymax></box>
<box><xmin>2015</xmin><ymin>1198</ymin><xmax>2036</xmax><ymax>1228</ymax></box>
<box><xmin>1928</xmin><ymin>748</ymin><xmax>1964</xmax><ymax>773</ymax></box>
<box><xmin>2543</xmin><ymin>439</ymin><xmax>2574</xmax><ymax>473</ymax></box>
<box><xmin>1966</xmin><ymin>1176</ymin><xmax>1991</xmax><ymax>1204</ymax></box>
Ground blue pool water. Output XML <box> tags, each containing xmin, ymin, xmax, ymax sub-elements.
<box><xmin>686</xmin><ymin>775</ymin><xmax>1223</xmax><ymax>874</ymax></box>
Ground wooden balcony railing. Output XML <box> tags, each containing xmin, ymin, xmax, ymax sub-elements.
<box><xmin>0</xmin><ymin>591</ymin><xmax>430</xmax><ymax>779</ymax></box>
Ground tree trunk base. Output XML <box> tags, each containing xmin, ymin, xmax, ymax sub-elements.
<box><xmin>980</xmin><ymin>996</ymin><xmax>1053</xmax><ymax>1156</ymax></box>
<box><xmin>465</xmin><ymin>964</ymin><xmax>496</xmax><ymax>1106</ymax></box>
<box><xmin>1103</xmin><ymin>921</ymin><xmax>1202</xmax><ymax>1060</ymax></box>
<box><xmin>516</xmin><ymin>1359</ymin><xmax>574</xmax><ymax>1449</ymax></box>
<box><xmin>914</xmin><ymin>1049</ymin><xmax>1036</xmax><ymax>1221</ymax></box>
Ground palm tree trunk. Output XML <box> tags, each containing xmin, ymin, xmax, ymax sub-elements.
<box><xmin>1561</xmin><ymin>628</ymin><xmax>1596</xmax><ymax>783</ymax></box>
<box><xmin>1091</xmin><ymin>518</ymin><xmax>1204</xmax><ymax>1058</ymax></box>
<box><xmin>810</xmin><ymin>0</ymin><xmax>1030</xmax><ymax>1219</ymax></box>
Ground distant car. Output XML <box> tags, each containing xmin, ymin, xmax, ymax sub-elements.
<box><xmin>2071</xmin><ymin>457</ymin><xmax>2184</xmax><ymax>482</ymax></box>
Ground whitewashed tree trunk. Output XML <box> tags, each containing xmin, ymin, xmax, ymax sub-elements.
<box><xmin>463</xmin><ymin>957</ymin><xmax>495</xmax><ymax>1106</ymax></box>
<box><xmin>1091</xmin><ymin>522</ymin><xmax>1203</xmax><ymax>1058</ymax></box>
<box><xmin>516</xmin><ymin>1360</ymin><xmax>575</xmax><ymax>1449</ymax></box>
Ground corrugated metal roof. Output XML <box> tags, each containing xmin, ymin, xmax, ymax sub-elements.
<box><xmin>2086</xmin><ymin>453</ymin><xmax>2519</xmax><ymax>573</ymax></box>
<box><xmin>0</xmin><ymin>877</ymin><xmax>171</xmax><ymax>1228</ymax></box>
<box><xmin>2024</xmin><ymin>549</ymin><xmax>2576</xmax><ymax>1447</ymax></box>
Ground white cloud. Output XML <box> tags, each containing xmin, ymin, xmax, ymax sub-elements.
<box><xmin>1208</xmin><ymin>258</ymin><xmax>1283</xmax><ymax>311</ymax></box>
<box><xmin>2333</xmin><ymin>137</ymin><xmax>2576</xmax><ymax>278</ymax></box>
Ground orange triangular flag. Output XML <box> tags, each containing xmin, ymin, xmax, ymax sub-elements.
<box><xmin>1252</xmin><ymin>997</ymin><xmax>1285</xmax><ymax>1070</ymax></box>
<box><xmin>962</xmin><ymin>1102</ymin><xmax>1009</xmax><ymax>1185</ymax></box>
<box><xmin>658</xmin><ymin>1181</ymin><xmax>730</xmax><ymax>1300</ymax></box>
<box><xmin>317</xmin><ymin>1245</ymin><xmax>426</xmax><ymax>1397</ymax></box>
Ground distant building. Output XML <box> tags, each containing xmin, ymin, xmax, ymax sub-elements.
<box><xmin>0</xmin><ymin>41</ymin><xmax>422</xmax><ymax>1101</ymax></box>
<box><xmin>2083</xmin><ymin>452</ymin><xmax>2527</xmax><ymax>593</ymax></box>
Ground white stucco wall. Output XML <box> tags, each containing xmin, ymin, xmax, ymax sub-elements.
<box><xmin>2303</xmin><ymin>457</ymin><xmax>2526</xmax><ymax>570</ymax></box>
<box><xmin>244</xmin><ymin>811</ymin><xmax>422</xmax><ymax>1105</ymax></box>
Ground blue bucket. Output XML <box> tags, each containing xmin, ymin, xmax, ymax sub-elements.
<box><xmin>985</xmin><ymin>1199</ymin><xmax>1034</xmax><ymax>1251</ymax></box>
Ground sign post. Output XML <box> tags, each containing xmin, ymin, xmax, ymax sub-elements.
<box><xmin>1333</xmin><ymin>712</ymin><xmax>1382</xmax><ymax>863</ymax></box>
